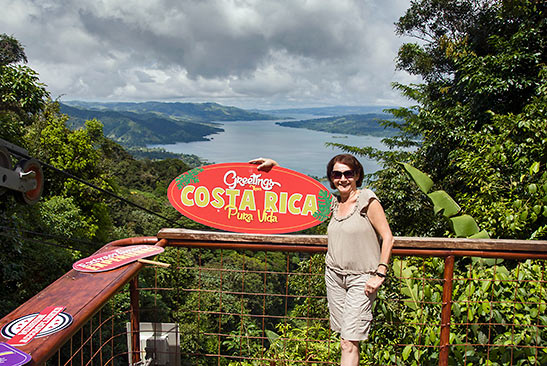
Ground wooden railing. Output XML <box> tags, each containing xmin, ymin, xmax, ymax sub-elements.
<box><xmin>0</xmin><ymin>229</ymin><xmax>546</xmax><ymax>365</ymax></box>
<box><xmin>0</xmin><ymin>237</ymin><xmax>163</xmax><ymax>365</ymax></box>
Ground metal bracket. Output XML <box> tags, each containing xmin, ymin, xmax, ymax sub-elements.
<box><xmin>0</xmin><ymin>138</ymin><xmax>43</xmax><ymax>204</ymax></box>
<box><xmin>0</xmin><ymin>165</ymin><xmax>37</xmax><ymax>192</ymax></box>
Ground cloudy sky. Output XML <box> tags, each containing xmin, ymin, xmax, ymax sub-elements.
<box><xmin>1</xmin><ymin>0</ymin><xmax>417</xmax><ymax>109</ymax></box>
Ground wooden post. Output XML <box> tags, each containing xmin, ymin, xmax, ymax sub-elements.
<box><xmin>439</xmin><ymin>255</ymin><xmax>455</xmax><ymax>366</ymax></box>
<box><xmin>130</xmin><ymin>276</ymin><xmax>141</xmax><ymax>365</ymax></box>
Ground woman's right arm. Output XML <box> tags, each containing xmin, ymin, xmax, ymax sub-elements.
<box><xmin>364</xmin><ymin>199</ymin><xmax>394</xmax><ymax>295</ymax></box>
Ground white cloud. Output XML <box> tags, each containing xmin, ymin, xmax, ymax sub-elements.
<box><xmin>0</xmin><ymin>0</ymin><xmax>418</xmax><ymax>108</ymax></box>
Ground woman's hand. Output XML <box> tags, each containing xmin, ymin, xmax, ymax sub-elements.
<box><xmin>365</xmin><ymin>275</ymin><xmax>385</xmax><ymax>296</ymax></box>
<box><xmin>249</xmin><ymin>157</ymin><xmax>278</xmax><ymax>172</ymax></box>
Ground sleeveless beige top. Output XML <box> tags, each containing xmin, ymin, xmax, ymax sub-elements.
<box><xmin>325</xmin><ymin>189</ymin><xmax>381</xmax><ymax>275</ymax></box>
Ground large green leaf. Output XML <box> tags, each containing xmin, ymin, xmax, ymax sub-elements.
<box><xmin>427</xmin><ymin>190</ymin><xmax>461</xmax><ymax>217</ymax></box>
<box><xmin>392</xmin><ymin>260</ymin><xmax>420</xmax><ymax>311</ymax></box>
<box><xmin>400</xmin><ymin>162</ymin><xmax>434</xmax><ymax>194</ymax></box>
<box><xmin>450</xmin><ymin>215</ymin><xmax>480</xmax><ymax>237</ymax></box>
<box><xmin>469</xmin><ymin>230</ymin><xmax>490</xmax><ymax>239</ymax></box>
<box><xmin>265</xmin><ymin>329</ymin><xmax>280</xmax><ymax>343</ymax></box>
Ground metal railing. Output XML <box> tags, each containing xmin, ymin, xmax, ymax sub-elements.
<box><xmin>0</xmin><ymin>229</ymin><xmax>545</xmax><ymax>365</ymax></box>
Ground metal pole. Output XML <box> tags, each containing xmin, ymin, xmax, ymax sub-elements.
<box><xmin>130</xmin><ymin>276</ymin><xmax>141</xmax><ymax>365</ymax></box>
<box><xmin>439</xmin><ymin>255</ymin><xmax>455</xmax><ymax>366</ymax></box>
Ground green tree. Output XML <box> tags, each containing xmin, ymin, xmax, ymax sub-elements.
<box><xmin>0</xmin><ymin>34</ymin><xmax>27</xmax><ymax>65</ymax></box>
<box><xmin>451</xmin><ymin>78</ymin><xmax>547</xmax><ymax>239</ymax></box>
<box><xmin>22</xmin><ymin>103</ymin><xmax>115</xmax><ymax>242</ymax></box>
<box><xmin>0</xmin><ymin>34</ymin><xmax>48</xmax><ymax>139</ymax></box>
<box><xmin>336</xmin><ymin>0</ymin><xmax>546</xmax><ymax>239</ymax></box>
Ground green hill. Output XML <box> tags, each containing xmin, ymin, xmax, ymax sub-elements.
<box><xmin>64</xmin><ymin>101</ymin><xmax>277</xmax><ymax>122</ymax></box>
<box><xmin>60</xmin><ymin>101</ymin><xmax>277</xmax><ymax>147</ymax></box>
<box><xmin>276</xmin><ymin>113</ymin><xmax>399</xmax><ymax>136</ymax></box>
<box><xmin>60</xmin><ymin>103</ymin><xmax>224</xmax><ymax>147</ymax></box>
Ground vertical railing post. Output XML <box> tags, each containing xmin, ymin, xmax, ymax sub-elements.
<box><xmin>130</xmin><ymin>276</ymin><xmax>141</xmax><ymax>365</ymax></box>
<box><xmin>439</xmin><ymin>255</ymin><xmax>455</xmax><ymax>366</ymax></box>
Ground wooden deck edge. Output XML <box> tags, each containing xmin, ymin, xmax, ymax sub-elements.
<box><xmin>157</xmin><ymin>228</ymin><xmax>547</xmax><ymax>253</ymax></box>
<box><xmin>0</xmin><ymin>237</ymin><xmax>163</xmax><ymax>365</ymax></box>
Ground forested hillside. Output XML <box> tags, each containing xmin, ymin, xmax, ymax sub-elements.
<box><xmin>260</xmin><ymin>105</ymin><xmax>391</xmax><ymax>117</ymax></box>
<box><xmin>276</xmin><ymin>113</ymin><xmax>400</xmax><ymax>136</ymax></box>
<box><xmin>60</xmin><ymin>103</ymin><xmax>224</xmax><ymax>146</ymax></box>
<box><xmin>64</xmin><ymin>100</ymin><xmax>277</xmax><ymax>122</ymax></box>
<box><xmin>61</xmin><ymin>100</ymin><xmax>277</xmax><ymax>147</ymax></box>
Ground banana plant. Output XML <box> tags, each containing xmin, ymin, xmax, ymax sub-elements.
<box><xmin>401</xmin><ymin>162</ymin><xmax>489</xmax><ymax>238</ymax></box>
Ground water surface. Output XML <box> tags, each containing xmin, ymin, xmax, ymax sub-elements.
<box><xmin>150</xmin><ymin>120</ymin><xmax>389</xmax><ymax>178</ymax></box>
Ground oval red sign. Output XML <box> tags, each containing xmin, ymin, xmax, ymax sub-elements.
<box><xmin>73</xmin><ymin>245</ymin><xmax>165</xmax><ymax>272</ymax></box>
<box><xmin>167</xmin><ymin>163</ymin><xmax>333</xmax><ymax>234</ymax></box>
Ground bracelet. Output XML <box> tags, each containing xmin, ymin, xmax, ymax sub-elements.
<box><xmin>374</xmin><ymin>271</ymin><xmax>387</xmax><ymax>278</ymax></box>
<box><xmin>378</xmin><ymin>263</ymin><xmax>389</xmax><ymax>271</ymax></box>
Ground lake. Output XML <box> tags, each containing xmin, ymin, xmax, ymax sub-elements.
<box><xmin>150</xmin><ymin>120</ymin><xmax>390</xmax><ymax>178</ymax></box>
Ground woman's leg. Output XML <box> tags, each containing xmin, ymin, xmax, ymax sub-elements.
<box><xmin>340</xmin><ymin>339</ymin><xmax>359</xmax><ymax>366</ymax></box>
<box><xmin>339</xmin><ymin>274</ymin><xmax>375</xmax><ymax>365</ymax></box>
<box><xmin>325</xmin><ymin>267</ymin><xmax>346</xmax><ymax>333</ymax></box>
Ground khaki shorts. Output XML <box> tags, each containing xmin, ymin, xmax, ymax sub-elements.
<box><xmin>325</xmin><ymin>266</ymin><xmax>376</xmax><ymax>341</ymax></box>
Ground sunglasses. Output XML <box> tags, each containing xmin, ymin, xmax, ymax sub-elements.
<box><xmin>331</xmin><ymin>170</ymin><xmax>355</xmax><ymax>179</ymax></box>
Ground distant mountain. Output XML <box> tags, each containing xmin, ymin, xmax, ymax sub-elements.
<box><xmin>64</xmin><ymin>101</ymin><xmax>277</xmax><ymax>122</ymax></box>
<box><xmin>257</xmin><ymin>105</ymin><xmax>394</xmax><ymax>118</ymax></box>
<box><xmin>276</xmin><ymin>113</ymin><xmax>400</xmax><ymax>137</ymax></box>
<box><xmin>60</xmin><ymin>101</ymin><xmax>277</xmax><ymax>147</ymax></box>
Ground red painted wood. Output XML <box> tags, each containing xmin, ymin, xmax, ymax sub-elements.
<box><xmin>0</xmin><ymin>237</ymin><xmax>166</xmax><ymax>365</ymax></box>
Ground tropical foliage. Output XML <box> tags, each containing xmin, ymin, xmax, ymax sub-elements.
<box><xmin>277</xmin><ymin>113</ymin><xmax>400</xmax><ymax>137</ymax></box>
<box><xmin>333</xmin><ymin>0</ymin><xmax>546</xmax><ymax>240</ymax></box>
<box><xmin>401</xmin><ymin>162</ymin><xmax>490</xmax><ymax>238</ymax></box>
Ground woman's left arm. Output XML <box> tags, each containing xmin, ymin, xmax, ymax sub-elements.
<box><xmin>364</xmin><ymin>199</ymin><xmax>394</xmax><ymax>296</ymax></box>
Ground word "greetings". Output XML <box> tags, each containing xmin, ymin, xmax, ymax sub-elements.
<box><xmin>224</xmin><ymin>171</ymin><xmax>281</xmax><ymax>190</ymax></box>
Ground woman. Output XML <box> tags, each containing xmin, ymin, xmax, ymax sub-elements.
<box><xmin>250</xmin><ymin>154</ymin><xmax>394</xmax><ymax>366</ymax></box>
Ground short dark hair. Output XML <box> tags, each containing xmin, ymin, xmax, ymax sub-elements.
<box><xmin>326</xmin><ymin>154</ymin><xmax>364</xmax><ymax>189</ymax></box>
